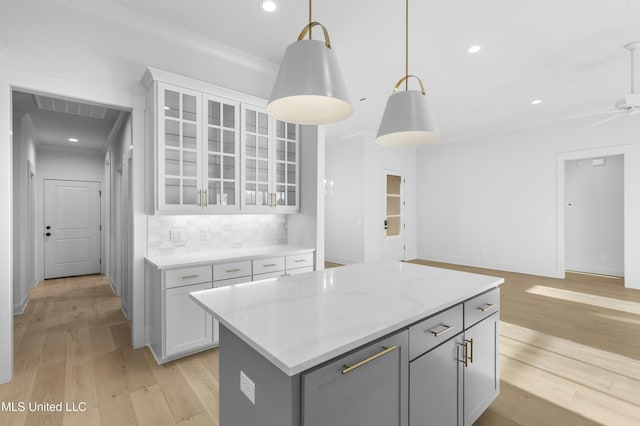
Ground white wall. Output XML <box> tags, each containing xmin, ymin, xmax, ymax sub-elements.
<box><xmin>325</xmin><ymin>134</ymin><xmax>365</xmax><ymax>264</ymax></box>
<box><xmin>325</xmin><ymin>132</ymin><xmax>418</xmax><ymax>264</ymax></box>
<box><xmin>416</xmin><ymin>116</ymin><xmax>640</xmax><ymax>288</ymax></box>
<box><xmin>36</xmin><ymin>147</ymin><xmax>105</xmax><ymax>280</ymax></box>
<box><xmin>565</xmin><ymin>154</ymin><xmax>624</xmax><ymax>276</ymax></box>
<box><xmin>12</xmin><ymin>114</ymin><xmax>37</xmax><ymax>313</ymax></box>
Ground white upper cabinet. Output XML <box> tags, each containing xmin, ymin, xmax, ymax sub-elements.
<box><xmin>241</xmin><ymin>103</ymin><xmax>299</xmax><ymax>213</ymax></box>
<box><xmin>144</xmin><ymin>69</ymin><xmax>299</xmax><ymax>214</ymax></box>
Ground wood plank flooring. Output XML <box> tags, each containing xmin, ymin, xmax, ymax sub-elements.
<box><xmin>2</xmin><ymin>263</ymin><xmax>639</xmax><ymax>425</ymax></box>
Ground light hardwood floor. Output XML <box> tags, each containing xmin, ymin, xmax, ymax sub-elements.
<box><xmin>2</xmin><ymin>264</ymin><xmax>639</xmax><ymax>425</ymax></box>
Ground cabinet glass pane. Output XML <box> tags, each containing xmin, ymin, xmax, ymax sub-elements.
<box><xmin>276</xmin><ymin>140</ymin><xmax>285</xmax><ymax>161</ymax></box>
<box><xmin>276</xmin><ymin>121</ymin><xmax>285</xmax><ymax>138</ymax></box>
<box><xmin>165</xmin><ymin>177</ymin><xmax>180</xmax><ymax>205</ymax></box>
<box><xmin>287</xmin><ymin>142</ymin><xmax>296</xmax><ymax>162</ymax></box>
<box><xmin>258</xmin><ymin>136</ymin><xmax>269</xmax><ymax>159</ymax></box>
<box><xmin>287</xmin><ymin>187</ymin><xmax>296</xmax><ymax>206</ymax></box>
<box><xmin>223</xmin><ymin>182</ymin><xmax>235</xmax><ymax>206</ymax></box>
<box><xmin>208</xmin><ymin>181</ymin><xmax>221</xmax><ymax>205</ymax></box>
<box><xmin>165</xmin><ymin>119</ymin><xmax>180</xmax><ymax>147</ymax></box>
<box><xmin>246</xmin><ymin>110</ymin><xmax>256</xmax><ymax>133</ymax></box>
<box><xmin>276</xmin><ymin>185</ymin><xmax>285</xmax><ymax>206</ymax></box>
<box><xmin>223</xmin><ymin>130</ymin><xmax>235</xmax><ymax>154</ymax></box>
<box><xmin>164</xmin><ymin>90</ymin><xmax>179</xmax><ymax>118</ymax></box>
<box><xmin>183</xmin><ymin>122</ymin><xmax>197</xmax><ymax>150</ymax></box>
<box><xmin>287</xmin><ymin>163</ymin><xmax>296</xmax><ymax>185</ymax></box>
<box><xmin>183</xmin><ymin>179</ymin><xmax>198</xmax><ymax>205</ymax></box>
<box><xmin>257</xmin><ymin>184</ymin><xmax>268</xmax><ymax>206</ymax></box>
<box><xmin>209</xmin><ymin>154</ymin><xmax>221</xmax><ymax>179</ymax></box>
<box><xmin>208</xmin><ymin>101</ymin><xmax>221</xmax><ymax>126</ymax></box>
<box><xmin>223</xmin><ymin>104</ymin><xmax>235</xmax><ymax>128</ymax></box>
<box><xmin>258</xmin><ymin>160</ymin><xmax>268</xmax><ymax>182</ymax></box>
<box><xmin>182</xmin><ymin>94</ymin><xmax>197</xmax><ymax>122</ymax></box>
<box><xmin>245</xmin><ymin>183</ymin><xmax>256</xmax><ymax>205</ymax></box>
<box><xmin>287</xmin><ymin>123</ymin><xmax>296</xmax><ymax>139</ymax></box>
<box><xmin>223</xmin><ymin>155</ymin><xmax>235</xmax><ymax>179</ymax></box>
<box><xmin>276</xmin><ymin>162</ymin><xmax>285</xmax><ymax>184</ymax></box>
<box><xmin>183</xmin><ymin>150</ymin><xmax>197</xmax><ymax>178</ymax></box>
<box><xmin>258</xmin><ymin>112</ymin><xmax>268</xmax><ymax>135</ymax></box>
<box><xmin>165</xmin><ymin>149</ymin><xmax>180</xmax><ymax>176</ymax></box>
<box><xmin>246</xmin><ymin>159</ymin><xmax>256</xmax><ymax>181</ymax></box>
<box><xmin>208</xmin><ymin>128</ymin><xmax>221</xmax><ymax>152</ymax></box>
<box><xmin>246</xmin><ymin>134</ymin><xmax>256</xmax><ymax>157</ymax></box>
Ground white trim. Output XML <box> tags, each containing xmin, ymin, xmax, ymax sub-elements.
<box><xmin>324</xmin><ymin>256</ymin><xmax>362</xmax><ymax>266</ymax></box>
<box><xmin>556</xmin><ymin>145</ymin><xmax>634</xmax><ymax>288</ymax></box>
<box><xmin>13</xmin><ymin>294</ymin><xmax>29</xmax><ymax>315</ymax></box>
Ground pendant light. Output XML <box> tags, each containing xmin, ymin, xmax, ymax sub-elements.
<box><xmin>267</xmin><ymin>0</ymin><xmax>352</xmax><ymax>125</ymax></box>
<box><xmin>376</xmin><ymin>0</ymin><xmax>439</xmax><ymax>146</ymax></box>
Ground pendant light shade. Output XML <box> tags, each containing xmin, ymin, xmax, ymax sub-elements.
<box><xmin>267</xmin><ymin>33</ymin><xmax>352</xmax><ymax>125</ymax></box>
<box><xmin>375</xmin><ymin>0</ymin><xmax>440</xmax><ymax>146</ymax></box>
<box><xmin>377</xmin><ymin>86</ymin><xmax>439</xmax><ymax>146</ymax></box>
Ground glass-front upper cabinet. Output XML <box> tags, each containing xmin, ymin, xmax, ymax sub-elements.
<box><xmin>241</xmin><ymin>104</ymin><xmax>299</xmax><ymax>213</ymax></box>
<box><xmin>203</xmin><ymin>94</ymin><xmax>240</xmax><ymax>212</ymax></box>
<box><xmin>157</xmin><ymin>83</ymin><xmax>203</xmax><ymax>211</ymax></box>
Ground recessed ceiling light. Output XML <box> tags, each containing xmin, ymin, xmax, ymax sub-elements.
<box><xmin>260</xmin><ymin>0</ymin><xmax>278</xmax><ymax>13</ymax></box>
<box><xmin>531</xmin><ymin>99</ymin><xmax>542</xmax><ymax>105</ymax></box>
<box><xmin>68</xmin><ymin>138</ymin><xmax>79</xmax><ymax>143</ymax></box>
<box><xmin>467</xmin><ymin>45</ymin><xmax>481</xmax><ymax>54</ymax></box>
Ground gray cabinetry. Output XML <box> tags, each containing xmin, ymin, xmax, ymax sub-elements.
<box><xmin>302</xmin><ymin>331</ymin><xmax>409</xmax><ymax>426</ymax></box>
<box><xmin>410</xmin><ymin>333</ymin><xmax>464</xmax><ymax>426</ymax></box>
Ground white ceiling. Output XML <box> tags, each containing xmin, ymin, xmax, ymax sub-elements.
<box><xmin>13</xmin><ymin>91</ymin><xmax>125</xmax><ymax>153</ymax></box>
<box><xmin>97</xmin><ymin>0</ymin><xmax>640</xmax><ymax>141</ymax></box>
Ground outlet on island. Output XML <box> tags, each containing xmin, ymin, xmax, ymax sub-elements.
<box><xmin>240</xmin><ymin>370</ymin><xmax>255</xmax><ymax>404</ymax></box>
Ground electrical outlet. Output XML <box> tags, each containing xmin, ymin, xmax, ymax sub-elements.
<box><xmin>170</xmin><ymin>229</ymin><xmax>185</xmax><ymax>242</ymax></box>
<box><xmin>240</xmin><ymin>371</ymin><xmax>255</xmax><ymax>405</ymax></box>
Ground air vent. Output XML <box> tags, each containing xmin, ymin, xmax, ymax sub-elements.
<box><xmin>34</xmin><ymin>94</ymin><xmax>107</xmax><ymax>119</ymax></box>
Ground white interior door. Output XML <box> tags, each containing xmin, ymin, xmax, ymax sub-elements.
<box><xmin>44</xmin><ymin>179</ymin><xmax>101</xmax><ymax>279</ymax></box>
<box><xmin>382</xmin><ymin>170</ymin><xmax>405</xmax><ymax>261</ymax></box>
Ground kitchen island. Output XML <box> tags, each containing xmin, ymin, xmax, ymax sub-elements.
<box><xmin>190</xmin><ymin>261</ymin><xmax>504</xmax><ymax>426</ymax></box>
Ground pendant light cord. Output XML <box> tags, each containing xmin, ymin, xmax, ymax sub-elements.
<box><xmin>405</xmin><ymin>0</ymin><xmax>409</xmax><ymax>90</ymax></box>
<box><xmin>309</xmin><ymin>0</ymin><xmax>313</xmax><ymax>39</ymax></box>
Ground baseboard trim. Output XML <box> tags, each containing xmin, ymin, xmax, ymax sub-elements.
<box><xmin>324</xmin><ymin>255</ymin><xmax>362</xmax><ymax>265</ymax></box>
<box><xmin>13</xmin><ymin>295</ymin><xmax>29</xmax><ymax>315</ymax></box>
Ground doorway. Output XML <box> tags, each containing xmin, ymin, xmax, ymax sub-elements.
<box><xmin>382</xmin><ymin>170</ymin><xmax>405</xmax><ymax>261</ymax></box>
<box><xmin>43</xmin><ymin>179</ymin><xmax>102</xmax><ymax>279</ymax></box>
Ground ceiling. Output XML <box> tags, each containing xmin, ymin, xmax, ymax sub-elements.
<box><xmin>13</xmin><ymin>90</ymin><xmax>125</xmax><ymax>153</ymax></box>
<box><xmin>98</xmin><ymin>0</ymin><xmax>640</xmax><ymax>141</ymax></box>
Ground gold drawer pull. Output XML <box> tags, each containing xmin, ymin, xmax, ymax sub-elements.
<box><xmin>467</xmin><ymin>338</ymin><xmax>473</xmax><ymax>363</ymax></box>
<box><xmin>341</xmin><ymin>346</ymin><xmax>397</xmax><ymax>375</ymax></box>
<box><xmin>226</xmin><ymin>268</ymin><xmax>241</xmax><ymax>273</ymax></box>
<box><xmin>430</xmin><ymin>324</ymin><xmax>455</xmax><ymax>337</ymax></box>
<box><xmin>457</xmin><ymin>341</ymin><xmax>469</xmax><ymax>367</ymax></box>
<box><xmin>182</xmin><ymin>274</ymin><xmax>199</xmax><ymax>279</ymax></box>
<box><xmin>263</xmin><ymin>263</ymin><xmax>277</xmax><ymax>267</ymax></box>
<box><xmin>479</xmin><ymin>303</ymin><xmax>496</xmax><ymax>312</ymax></box>
<box><xmin>294</xmin><ymin>259</ymin><xmax>307</xmax><ymax>263</ymax></box>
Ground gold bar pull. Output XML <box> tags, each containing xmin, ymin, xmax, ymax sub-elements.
<box><xmin>341</xmin><ymin>346</ymin><xmax>397</xmax><ymax>375</ymax></box>
<box><xmin>457</xmin><ymin>341</ymin><xmax>469</xmax><ymax>367</ymax></box>
<box><xmin>198</xmin><ymin>189</ymin><xmax>202</xmax><ymax>207</ymax></box>
<box><xmin>294</xmin><ymin>259</ymin><xmax>306</xmax><ymax>263</ymax></box>
<box><xmin>205</xmin><ymin>189</ymin><xmax>209</xmax><ymax>207</ymax></box>
<box><xmin>479</xmin><ymin>303</ymin><xmax>495</xmax><ymax>312</ymax></box>
<box><xmin>466</xmin><ymin>338</ymin><xmax>474</xmax><ymax>364</ymax></box>
<box><xmin>182</xmin><ymin>274</ymin><xmax>199</xmax><ymax>280</ymax></box>
<box><xmin>263</xmin><ymin>263</ymin><xmax>277</xmax><ymax>267</ymax></box>
<box><xmin>430</xmin><ymin>324</ymin><xmax>455</xmax><ymax>337</ymax></box>
<box><xmin>226</xmin><ymin>268</ymin><xmax>241</xmax><ymax>273</ymax></box>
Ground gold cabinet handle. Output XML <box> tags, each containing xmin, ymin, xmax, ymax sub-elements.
<box><xmin>341</xmin><ymin>346</ymin><xmax>397</xmax><ymax>375</ymax></box>
<box><xmin>182</xmin><ymin>274</ymin><xmax>199</xmax><ymax>279</ymax></box>
<box><xmin>294</xmin><ymin>259</ymin><xmax>306</xmax><ymax>263</ymax></box>
<box><xmin>430</xmin><ymin>324</ymin><xmax>455</xmax><ymax>337</ymax></box>
<box><xmin>198</xmin><ymin>189</ymin><xmax>202</xmax><ymax>207</ymax></box>
<box><xmin>226</xmin><ymin>268</ymin><xmax>241</xmax><ymax>273</ymax></box>
<box><xmin>466</xmin><ymin>338</ymin><xmax>473</xmax><ymax>364</ymax></box>
<box><xmin>205</xmin><ymin>189</ymin><xmax>209</xmax><ymax>207</ymax></box>
<box><xmin>458</xmin><ymin>341</ymin><xmax>469</xmax><ymax>367</ymax></box>
<box><xmin>479</xmin><ymin>303</ymin><xmax>496</xmax><ymax>312</ymax></box>
<box><xmin>263</xmin><ymin>263</ymin><xmax>277</xmax><ymax>267</ymax></box>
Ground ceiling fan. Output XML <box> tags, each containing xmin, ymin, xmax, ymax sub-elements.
<box><xmin>587</xmin><ymin>41</ymin><xmax>640</xmax><ymax>127</ymax></box>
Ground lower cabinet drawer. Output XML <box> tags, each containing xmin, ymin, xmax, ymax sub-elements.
<box><xmin>464</xmin><ymin>288</ymin><xmax>500</xmax><ymax>329</ymax></box>
<box><xmin>165</xmin><ymin>265</ymin><xmax>212</xmax><ymax>289</ymax></box>
<box><xmin>214</xmin><ymin>275</ymin><xmax>253</xmax><ymax>288</ymax></box>
<box><xmin>252</xmin><ymin>256</ymin><xmax>285</xmax><ymax>275</ymax></box>
<box><xmin>287</xmin><ymin>266</ymin><xmax>313</xmax><ymax>275</ymax></box>
<box><xmin>286</xmin><ymin>252</ymin><xmax>314</xmax><ymax>270</ymax></box>
<box><xmin>253</xmin><ymin>271</ymin><xmax>285</xmax><ymax>281</ymax></box>
<box><xmin>213</xmin><ymin>260</ymin><xmax>251</xmax><ymax>281</ymax></box>
<box><xmin>409</xmin><ymin>304</ymin><xmax>463</xmax><ymax>360</ymax></box>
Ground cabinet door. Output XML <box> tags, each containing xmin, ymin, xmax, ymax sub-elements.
<box><xmin>410</xmin><ymin>334</ymin><xmax>463</xmax><ymax>426</ymax></box>
<box><xmin>273</xmin><ymin>119</ymin><xmax>299</xmax><ymax>211</ymax></box>
<box><xmin>463</xmin><ymin>313</ymin><xmax>499</xmax><ymax>426</ymax></box>
<box><xmin>241</xmin><ymin>104</ymin><xmax>272</xmax><ymax>210</ymax></box>
<box><xmin>203</xmin><ymin>94</ymin><xmax>240</xmax><ymax>211</ymax></box>
<box><xmin>157</xmin><ymin>82</ymin><xmax>203</xmax><ymax>211</ymax></box>
<box><xmin>302</xmin><ymin>331</ymin><xmax>408</xmax><ymax>426</ymax></box>
<box><xmin>165</xmin><ymin>282</ymin><xmax>213</xmax><ymax>357</ymax></box>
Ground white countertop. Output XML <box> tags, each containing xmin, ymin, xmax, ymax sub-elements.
<box><xmin>190</xmin><ymin>261</ymin><xmax>504</xmax><ymax>376</ymax></box>
<box><xmin>145</xmin><ymin>245</ymin><xmax>314</xmax><ymax>269</ymax></box>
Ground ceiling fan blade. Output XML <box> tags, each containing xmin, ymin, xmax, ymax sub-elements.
<box><xmin>589</xmin><ymin>114</ymin><xmax>621</xmax><ymax>127</ymax></box>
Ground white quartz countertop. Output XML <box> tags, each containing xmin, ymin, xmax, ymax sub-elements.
<box><xmin>145</xmin><ymin>245</ymin><xmax>314</xmax><ymax>269</ymax></box>
<box><xmin>190</xmin><ymin>261</ymin><xmax>504</xmax><ymax>376</ymax></box>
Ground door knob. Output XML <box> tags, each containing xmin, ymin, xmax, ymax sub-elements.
<box><xmin>45</xmin><ymin>225</ymin><xmax>51</xmax><ymax>230</ymax></box>
<box><xmin>45</xmin><ymin>232</ymin><xmax>51</xmax><ymax>237</ymax></box>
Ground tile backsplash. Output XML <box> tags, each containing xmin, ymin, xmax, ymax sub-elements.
<box><xmin>148</xmin><ymin>215</ymin><xmax>287</xmax><ymax>257</ymax></box>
